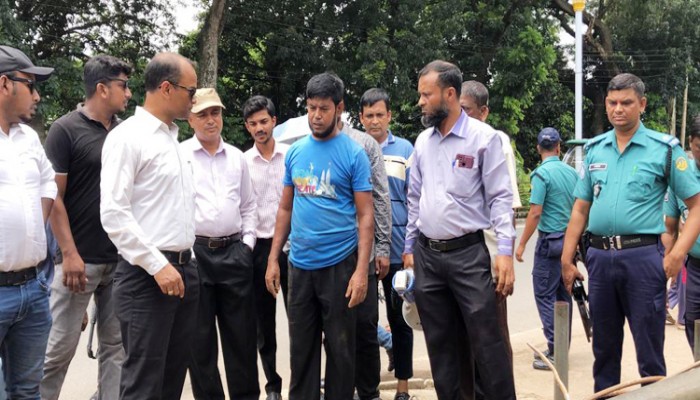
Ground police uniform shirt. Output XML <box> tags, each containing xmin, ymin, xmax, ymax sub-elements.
<box><xmin>529</xmin><ymin>156</ymin><xmax>578</xmax><ymax>233</ymax></box>
<box><xmin>574</xmin><ymin>123</ymin><xmax>700</xmax><ymax>236</ymax></box>
<box><xmin>665</xmin><ymin>159</ymin><xmax>700</xmax><ymax>258</ymax></box>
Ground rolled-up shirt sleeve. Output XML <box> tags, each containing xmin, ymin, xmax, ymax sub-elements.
<box><xmin>481</xmin><ymin>133</ymin><xmax>514</xmax><ymax>255</ymax></box>
<box><xmin>239</xmin><ymin>156</ymin><xmax>258</xmax><ymax>250</ymax></box>
<box><xmin>100</xmin><ymin>134</ymin><xmax>168</xmax><ymax>275</ymax></box>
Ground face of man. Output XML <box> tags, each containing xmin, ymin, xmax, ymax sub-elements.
<box><xmin>105</xmin><ymin>73</ymin><xmax>132</xmax><ymax>114</ymax></box>
<box><xmin>360</xmin><ymin>101</ymin><xmax>392</xmax><ymax>143</ymax></box>
<box><xmin>171</xmin><ymin>61</ymin><xmax>198</xmax><ymax>120</ymax></box>
<box><xmin>690</xmin><ymin>137</ymin><xmax>700</xmax><ymax>168</ymax></box>
<box><xmin>245</xmin><ymin>109</ymin><xmax>276</xmax><ymax>145</ymax></box>
<box><xmin>188</xmin><ymin>106</ymin><xmax>223</xmax><ymax>148</ymax></box>
<box><xmin>418</xmin><ymin>71</ymin><xmax>449</xmax><ymax>129</ymax></box>
<box><xmin>306</xmin><ymin>97</ymin><xmax>340</xmax><ymax>139</ymax></box>
<box><xmin>2</xmin><ymin>71</ymin><xmax>40</xmax><ymax>124</ymax></box>
<box><xmin>605</xmin><ymin>88</ymin><xmax>646</xmax><ymax>134</ymax></box>
<box><xmin>459</xmin><ymin>95</ymin><xmax>487</xmax><ymax>122</ymax></box>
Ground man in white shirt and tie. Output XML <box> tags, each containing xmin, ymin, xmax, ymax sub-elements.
<box><xmin>182</xmin><ymin>88</ymin><xmax>259</xmax><ymax>400</ymax></box>
<box><xmin>100</xmin><ymin>52</ymin><xmax>199</xmax><ymax>400</ymax></box>
<box><xmin>0</xmin><ymin>45</ymin><xmax>56</xmax><ymax>399</ymax></box>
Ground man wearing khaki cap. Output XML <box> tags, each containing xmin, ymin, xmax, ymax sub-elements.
<box><xmin>0</xmin><ymin>44</ymin><xmax>56</xmax><ymax>400</ymax></box>
<box><xmin>182</xmin><ymin>88</ymin><xmax>260</xmax><ymax>400</ymax></box>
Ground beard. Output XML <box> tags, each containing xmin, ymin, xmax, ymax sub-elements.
<box><xmin>421</xmin><ymin>100</ymin><xmax>449</xmax><ymax>128</ymax></box>
<box><xmin>310</xmin><ymin>111</ymin><xmax>337</xmax><ymax>139</ymax></box>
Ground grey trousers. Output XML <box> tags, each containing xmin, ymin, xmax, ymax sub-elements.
<box><xmin>41</xmin><ymin>263</ymin><xmax>124</xmax><ymax>400</ymax></box>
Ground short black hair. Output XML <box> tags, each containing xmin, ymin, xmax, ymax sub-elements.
<box><xmin>461</xmin><ymin>80</ymin><xmax>489</xmax><ymax>108</ymax></box>
<box><xmin>359</xmin><ymin>88</ymin><xmax>390</xmax><ymax>113</ymax></box>
<box><xmin>242</xmin><ymin>95</ymin><xmax>276</xmax><ymax>121</ymax></box>
<box><xmin>418</xmin><ymin>60</ymin><xmax>463</xmax><ymax>97</ymax></box>
<box><xmin>84</xmin><ymin>55</ymin><xmax>132</xmax><ymax>98</ymax></box>
<box><xmin>144</xmin><ymin>53</ymin><xmax>194</xmax><ymax>92</ymax></box>
<box><xmin>306</xmin><ymin>72</ymin><xmax>344</xmax><ymax>105</ymax></box>
<box><xmin>607</xmin><ymin>73</ymin><xmax>645</xmax><ymax>98</ymax></box>
<box><xmin>691</xmin><ymin>115</ymin><xmax>700</xmax><ymax>141</ymax></box>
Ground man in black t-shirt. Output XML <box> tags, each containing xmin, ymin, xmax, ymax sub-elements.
<box><xmin>40</xmin><ymin>55</ymin><xmax>132</xmax><ymax>400</ymax></box>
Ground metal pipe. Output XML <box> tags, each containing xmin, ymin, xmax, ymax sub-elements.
<box><xmin>694</xmin><ymin>320</ymin><xmax>700</xmax><ymax>362</ymax></box>
<box><xmin>573</xmin><ymin>0</ymin><xmax>585</xmax><ymax>171</ymax></box>
<box><xmin>554</xmin><ymin>301</ymin><xmax>570</xmax><ymax>400</ymax></box>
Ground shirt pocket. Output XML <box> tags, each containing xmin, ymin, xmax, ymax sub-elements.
<box><xmin>446</xmin><ymin>167</ymin><xmax>481</xmax><ymax>199</ymax></box>
<box><xmin>626</xmin><ymin>174</ymin><xmax>655</xmax><ymax>202</ymax></box>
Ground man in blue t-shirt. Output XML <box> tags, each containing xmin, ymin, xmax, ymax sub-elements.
<box><xmin>265</xmin><ymin>72</ymin><xmax>374</xmax><ymax>400</ymax></box>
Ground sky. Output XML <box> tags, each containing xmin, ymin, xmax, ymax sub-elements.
<box><xmin>175</xmin><ymin>2</ymin><xmax>202</xmax><ymax>36</ymax></box>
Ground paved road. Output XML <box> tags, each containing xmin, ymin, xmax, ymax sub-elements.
<box><xmin>57</xmin><ymin>222</ymin><xmax>591</xmax><ymax>399</ymax></box>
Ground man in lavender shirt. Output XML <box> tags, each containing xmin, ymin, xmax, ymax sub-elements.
<box><xmin>403</xmin><ymin>60</ymin><xmax>516</xmax><ymax>400</ymax></box>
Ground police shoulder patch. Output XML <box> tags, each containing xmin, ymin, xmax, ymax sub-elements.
<box><xmin>584</xmin><ymin>132</ymin><xmax>608</xmax><ymax>151</ymax></box>
<box><xmin>648</xmin><ymin>132</ymin><xmax>680</xmax><ymax>148</ymax></box>
<box><xmin>676</xmin><ymin>156</ymin><xmax>688</xmax><ymax>172</ymax></box>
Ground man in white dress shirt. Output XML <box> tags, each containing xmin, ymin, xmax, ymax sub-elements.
<box><xmin>0</xmin><ymin>45</ymin><xmax>56</xmax><ymax>399</ymax></box>
<box><xmin>182</xmin><ymin>88</ymin><xmax>259</xmax><ymax>400</ymax></box>
<box><xmin>100</xmin><ymin>52</ymin><xmax>199</xmax><ymax>400</ymax></box>
<box><xmin>243</xmin><ymin>95</ymin><xmax>288</xmax><ymax>400</ymax></box>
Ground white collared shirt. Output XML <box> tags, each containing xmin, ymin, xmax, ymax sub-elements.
<box><xmin>0</xmin><ymin>124</ymin><xmax>57</xmax><ymax>272</ymax></box>
<box><xmin>244</xmin><ymin>141</ymin><xmax>288</xmax><ymax>239</ymax></box>
<box><xmin>100</xmin><ymin>107</ymin><xmax>196</xmax><ymax>275</ymax></box>
<box><xmin>181</xmin><ymin>136</ymin><xmax>257</xmax><ymax>249</ymax></box>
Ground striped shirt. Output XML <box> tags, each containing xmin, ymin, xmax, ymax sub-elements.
<box><xmin>244</xmin><ymin>141</ymin><xmax>289</xmax><ymax>239</ymax></box>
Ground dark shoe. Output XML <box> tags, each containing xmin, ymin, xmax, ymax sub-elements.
<box><xmin>395</xmin><ymin>392</ymin><xmax>411</xmax><ymax>400</ymax></box>
<box><xmin>266</xmin><ymin>393</ymin><xmax>282</xmax><ymax>400</ymax></box>
<box><xmin>533</xmin><ymin>349</ymin><xmax>554</xmax><ymax>370</ymax></box>
<box><xmin>387</xmin><ymin>348</ymin><xmax>395</xmax><ymax>372</ymax></box>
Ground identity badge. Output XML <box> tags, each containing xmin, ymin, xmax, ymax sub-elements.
<box><xmin>455</xmin><ymin>154</ymin><xmax>474</xmax><ymax>169</ymax></box>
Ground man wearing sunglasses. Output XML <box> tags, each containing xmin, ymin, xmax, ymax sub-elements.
<box><xmin>100</xmin><ymin>52</ymin><xmax>199</xmax><ymax>400</ymax></box>
<box><xmin>0</xmin><ymin>45</ymin><xmax>56</xmax><ymax>399</ymax></box>
<box><xmin>41</xmin><ymin>54</ymin><xmax>132</xmax><ymax>400</ymax></box>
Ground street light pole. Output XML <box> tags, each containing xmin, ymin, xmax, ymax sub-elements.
<box><xmin>573</xmin><ymin>0</ymin><xmax>585</xmax><ymax>171</ymax></box>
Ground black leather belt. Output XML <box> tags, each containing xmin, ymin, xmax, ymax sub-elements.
<box><xmin>588</xmin><ymin>234</ymin><xmax>658</xmax><ymax>250</ymax></box>
<box><xmin>0</xmin><ymin>267</ymin><xmax>38</xmax><ymax>286</ymax></box>
<box><xmin>194</xmin><ymin>233</ymin><xmax>241</xmax><ymax>249</ymax></box>
<box><xmin>418</xmin><ymin>231</ymin><xmax>484</xmax><ymax>252</ymax></box>
<box><xmin>161</xmin><ymin>249</ymin><xmax>192</xmax><ymax>265</ymax></box>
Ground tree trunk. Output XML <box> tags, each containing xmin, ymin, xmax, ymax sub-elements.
<box><xmin>197</xmin><ymin>0</ymin><xmax>227</xmax><ymax>88</ymax></box>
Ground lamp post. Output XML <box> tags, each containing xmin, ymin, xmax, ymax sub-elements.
<box><xmin>573</xmin><ymin>0</ymin><xmax>585</xmax><ymax>171</ymax></box>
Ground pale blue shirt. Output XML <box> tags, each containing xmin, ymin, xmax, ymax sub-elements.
<box><xmin>404</xmin><ymin>111</ymin><xmax>515</xmax><ymax>255</ymax></box>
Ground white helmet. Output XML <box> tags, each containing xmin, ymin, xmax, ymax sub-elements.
<box><xmin>402</xmin><ymin>301</ymin><xmax>422</xmax><ymax>331</ymax></box>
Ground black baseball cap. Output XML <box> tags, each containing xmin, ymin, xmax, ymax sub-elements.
<box><xmin>0</xmin><ymin>45</ymin><xmax>54</xmax><ymax>81</ymax></box>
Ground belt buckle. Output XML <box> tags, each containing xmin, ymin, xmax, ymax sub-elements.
<box><xmin>608</xmin><ymin>236</ymin><xmax>619</xmax><ymax>251</ymax></box>
<box><xmin>178</xmin><ymin>251</ymin><xmax>187</xmax><ymax>264</ymax></box>
<box><xmin>208</xmin><ymin>239</ymin><xmax>218</xmax><ymax>249</ymax></box>
<box><xmin>428</xmin><ymin>239</ymin><xmax>442</xmax><ymax>252</ymax></box>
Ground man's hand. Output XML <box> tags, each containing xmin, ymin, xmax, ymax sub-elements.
<box><xmin>154</xmin><ymin>264</ymin><xmax>185</xmax><ymax>298</ymax></box>
<box><xmin>493</xmin><ymin>255</ymin><xmax>515</xmax><ymax>297</ymax></box>
<box><xmin>515</xmin><ymin>243</ymin><xmax>526</xmax><ymax>263</ymax></box>
<box><xmin>561</xmin><ymin>260</ymin><xmax>584</xmax><ymax>294</ymax></box>
<box><xmin>265</xmin><ymin>259</ymin><xmax>281</xmax><ymax>297</ymax></box>
<box><xmin>376</xmin><ymin>256</ymin><xmax>390</xmax><ymax>280</ymax></box>
<box><xmin>62</xmin><ymin>251</ymin><xmax>87</xmax><ymax>293</ymax></box>
<box><xmin>402</xmin><ymin>253</ymin><xmax>414</xmax><ymax>269</ymax></box>
<box><xmin>346</xmin><ymin>269</ymin><xmax>368</xmax><ymax>308</ymax></box>
<box><xmin>664</xmin><ymin>252</ymin><xmax>685</xmax><ymax>280</ymax></box>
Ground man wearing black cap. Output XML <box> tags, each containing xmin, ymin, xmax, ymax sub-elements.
<box><xmin>0</xmin><ymin>45</ymin><xmax>56</xmax><ymax>399</ymax></box>
<box><xmin>515</xmin><ymin>127</ymin><xmax>578</xmax><ymax>370</ymax></box>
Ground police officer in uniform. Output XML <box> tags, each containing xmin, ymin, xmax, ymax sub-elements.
<box><xmin>561</xmin><ymin>73</ymin><xmax>700</xmax><ymax>393</ymax></box>
<box><xmin>663</xmin><ymin>115</ymin><xmax>700</xmax><ymax>351</ymax></box>
<box><xmin>516</xmin><ymin>127</ymin><xmax>578</xmax><ymax>370</ymax></box>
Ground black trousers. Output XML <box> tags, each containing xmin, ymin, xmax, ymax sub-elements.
<box><xmin>112</xmin><ymin>257</ymin><xmax>199</xmax><ymax>400</ymax></box>
<box><xmin>189</xmin><ymin>241</ymin><xmax>259</xmax><ymax>400</ymax></box>
<box><xmin>252</xmin><ymin>237</ymin><xmax>289</xmax><ymax>394</ymax></box>
<box><xmin>414</xmin><ymin>239</ymin><xmax>516</xmax><ymax>400</ymax></box>
<box><xmin>686</xmin><ymin>255</ymin><xmax>700</xmax><ymax>351</ymax></box>
<box><xmin>381</xmin><ymin>263</ymin><xmax>414</xmax><ymax>380</ymax></box>
<box><xmin>353</xmin><ymin>270</ymin><xmax>379</xmax><ymax>400</ymax></box>
<box><xmin>288</xmin><ymin>252</ymin><xmax>358</xmax><ymax>400</ymax></box>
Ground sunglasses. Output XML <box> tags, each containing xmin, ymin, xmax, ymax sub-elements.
<box><xmin>104</xmin><ymin>77</ymin><xmax>129</xmax><ymax>89</ymax></box>
<box><xmin>4</xmin><ymin>74</ymin><xmax>36</xmax><ymax>93</ymax></box>
<box><xmin>168</xmin><ymin>81</ymin><xmax>196</xmax><ymax>99</ymax></box>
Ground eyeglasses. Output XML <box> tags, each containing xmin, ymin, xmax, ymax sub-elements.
<box><xmin>4</xmin><ymin>74</ymin><xmax>36</xmax><ymax>93</ymax></box>
<box><xmin>104</xmin><ymin>77</ymin><xmax>129</xmax><ymax>89</ymax></box>
<box><xmin>168</xmin><ymin>81</ymin><xmax>196</xmax><ymax>99</ymax></box>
